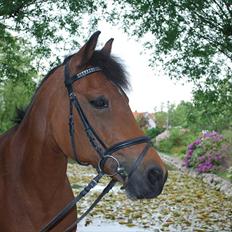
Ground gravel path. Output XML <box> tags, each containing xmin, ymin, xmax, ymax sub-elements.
<box><xmin>67</xmin><ymin>162</ymin><xmax>232</xmax><ymax>232</ymax></box>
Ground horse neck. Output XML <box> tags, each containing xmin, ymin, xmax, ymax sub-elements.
<box><xmin>16</xmin><ymin>120</ymin><xmax>68</xmax><ymax>201</ymax></box>
<box><xmin>6</xmin><ymin>69</ymin><xmax>73</xmax><ymax>210</ymax></box>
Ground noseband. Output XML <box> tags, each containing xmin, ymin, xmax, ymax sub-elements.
<box><xmin>40</xmin><ymin>63</ymin><xmax>151</xmax><ymax>232</ymax></box>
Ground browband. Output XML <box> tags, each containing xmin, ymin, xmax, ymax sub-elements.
<box><xmin>71</xmin><ymin>67</ymin><xmax>102</xmax><ymax>84</ymax></box>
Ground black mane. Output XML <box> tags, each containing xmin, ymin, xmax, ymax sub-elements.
<box><xmin>15</xmin><ymin>50</ymin><xmax>129</xmax><ymax>124</ymax></box>
<box><xmin>90</xmin><ymin>51</ymin><xmax>129</xmax><ymax>91</ymax></box>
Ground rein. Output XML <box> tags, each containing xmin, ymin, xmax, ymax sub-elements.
<box><xmin>40</xmin><ymin>64</ymin><xmax>152</xmax><ymax>232</ymax></box>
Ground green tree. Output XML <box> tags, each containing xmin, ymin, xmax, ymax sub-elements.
<box><xmin>169</xmin><ymin>101</ymin><xmax>192</xmax><ymax>128</ymax></box>
<box><xmin>0</xmin><ymin>24</ymin><xmax>37</xmax><ymax>84</ymax></box>
<box><xmin>0</xmin><ymin>80</ymin><xmax>35</xmax><ymax>133</ymax></box>
<box><xmin>2</xmin><ymin>0</ymin><xmax>231</xmax><ymax>81</ymax></box>
<box><xmin>154</xmin><ymin>111</ymin><xmax>167</xmax><ymax>129</ymax></box>
<box><xmin>0</xmin><ymin>26</ymin><xmax>36</xmax><ymax>132</ymax></box>
<box><xmin>105</xmin><ymin>0</ymin><xmax>231</xmax><ymax>82</ymax></box>
<box><xmin>193</xmin><ymin>76</ymin><xmax>232</xmax><ymax>131</ymax></box>
<box><xmin>0</xmin><ymin>0</ymin><xmax>101</xmax><ymax>63</ymax></box>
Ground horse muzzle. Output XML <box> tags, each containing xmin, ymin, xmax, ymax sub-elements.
<box><xmin>124</xmin><ymin>165</ymin><xmax>167</xmax><ymax>199</ymax></box>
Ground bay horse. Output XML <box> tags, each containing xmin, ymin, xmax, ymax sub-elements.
<box><xmin>0</xmin><ymin>31</ymin><xmax>167</xmax><ymax>232</ymax></box>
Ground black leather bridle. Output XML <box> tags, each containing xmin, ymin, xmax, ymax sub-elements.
<box><xmin>40</xmin><ymin>63</ymin><xmax>152</xmax><ymax>232</ymax></box>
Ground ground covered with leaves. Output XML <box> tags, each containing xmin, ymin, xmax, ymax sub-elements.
<box><xmin>67</xmin><ymin>163</ymin><xmax>232</xmax><ymax>232</ymax></box>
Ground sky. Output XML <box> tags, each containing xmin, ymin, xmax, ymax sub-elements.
<box><xmin>94</xmin><ymin>22</ymin><xmax>193</xmax><ymax>113</ymax></box>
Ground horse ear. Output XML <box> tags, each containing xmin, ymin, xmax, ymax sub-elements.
<box><xmin>69</xmin><ymin>31</ymin><xmax>101</xmax><ymax>74</ymax></box>
<box><xmin>101</xmin><ymin>38</ymin><xmax>114</xmax><ymax>55</ymax></box>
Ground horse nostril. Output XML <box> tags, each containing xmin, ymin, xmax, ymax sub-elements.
<box><xmin>147</xmin><ymin>167</ymin><xmax>163</xmax><ymax>185</ymax></box>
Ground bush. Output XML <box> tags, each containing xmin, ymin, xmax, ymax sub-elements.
<box><xmin>222</xmin><ymin>129</ymin><xmax>232</xmax><ymax>145</ymax></box>
<box><xmin>183</xmin><ymin>131</ymin><xmax>230</xmax><ymax>173</ymax></box>
<box><xmin>226</xmin><ymin>167</ymin><xmax>232</xmax><ymax>181</ymax></box>
<box><xmin>144</xmin><ymin>127</ymin><xmax>164</xmax><ymax>139</ymax></box>
<box><xmin>156</xmin><ymin>128</ymin><xmax>197</xmax><ymax>157</ymax></box>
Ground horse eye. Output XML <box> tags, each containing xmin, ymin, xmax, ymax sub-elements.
<box><xmin>89</xmin><ymin>96</ymin><xmax>109</xmax><ymax>109</ymax></box>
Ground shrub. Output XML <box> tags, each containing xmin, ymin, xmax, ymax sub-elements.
<box><xmin>183</xmin><ymin>131</ymin><xmax>230</xmax><ymax>173</ymax></box>
<box><xmin>144</xmin><ymin>127</ymin><xmax>164</xmax><ymax>139</ymax></box>
<box><xmin>226</xmin><ymin>166</ymin><xmax>232</xmax><ymax>181</ymax></box>
<box><xmin>222</xmin><ymin>129</ymin><xmax>232</xmax><ymax>145</ymax></box>
<box><xmin>156</xmin><ymin>128</ymin><xmax>197</xmax><ymax>157</ymax></box>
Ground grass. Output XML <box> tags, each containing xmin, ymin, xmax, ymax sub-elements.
<box><xmin>216</xmin><ymin>171</ymin><xmax>232</xmax><ymax>182</ymax></box>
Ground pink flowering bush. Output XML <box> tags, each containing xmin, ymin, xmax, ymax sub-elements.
<box><xmin>183</xmin><ymin>131</ymin><xmax>229</xmax><ymax>173</ymax></box>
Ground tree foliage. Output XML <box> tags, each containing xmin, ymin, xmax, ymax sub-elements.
<box><xmin>0</xmin><ymin>23</ymin><xmax>37</xmax><ymax>84</ymax></box>
<box><xmin>156</xmin><ymin>99</ymin><xmax>232</xmax><ymax>132</ymax></box>
<box><xmin>193</xmin><ymin>76</ymin><xmax>232</xmax><ymax>131</ymax></box>
<box><xmin>0</xmin><ymin>0</ymin><xmax>101</xmax><ymax>69</ymax></box>
<box><xmin>0</xmin><ymin>25</ymin><xmax>36</xmax><ymax>132</ymax></box>
<box><xmin>0</xmin><ymin>79</ymin><xmax>36</xmax><ymax>133</ymax></box>
<box><xmin>168</xmin><ymin>101</ymin><xmax>192</xmax><ymax>128</ymax></box>
<box><xmin>154</xmin><ymin>111</ymin><xmax>168</xmax><ymax>129</ymax></box>
<box><xmin>105</xmin><ymin>0</ymin><xmax>232</xmax><ymax>81</ymax></box>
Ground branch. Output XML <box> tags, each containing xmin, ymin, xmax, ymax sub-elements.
<box><xmin>193</xmin><ymin>30</ymin><xmax>232</xmax><ymax>61</ymax></box>
<box><xmin>189</xmin><ymin>2</ymin><xmax>224</xmax><ymax>32</ymax></box>
<box><xmin>211</xmin><ymin>0</ymin><xmax>230</xmax><ymax>20</ymax></box>
<box><xmin>223</xmin><ymin>0</ymin><xmax>232</xmax><ymax>18</ymax></box>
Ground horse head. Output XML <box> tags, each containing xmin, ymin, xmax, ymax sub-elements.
<box><xmin>51</xmin><ymin>31</ymin><xmax>168</xmax><ymax>199</ymax></box>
